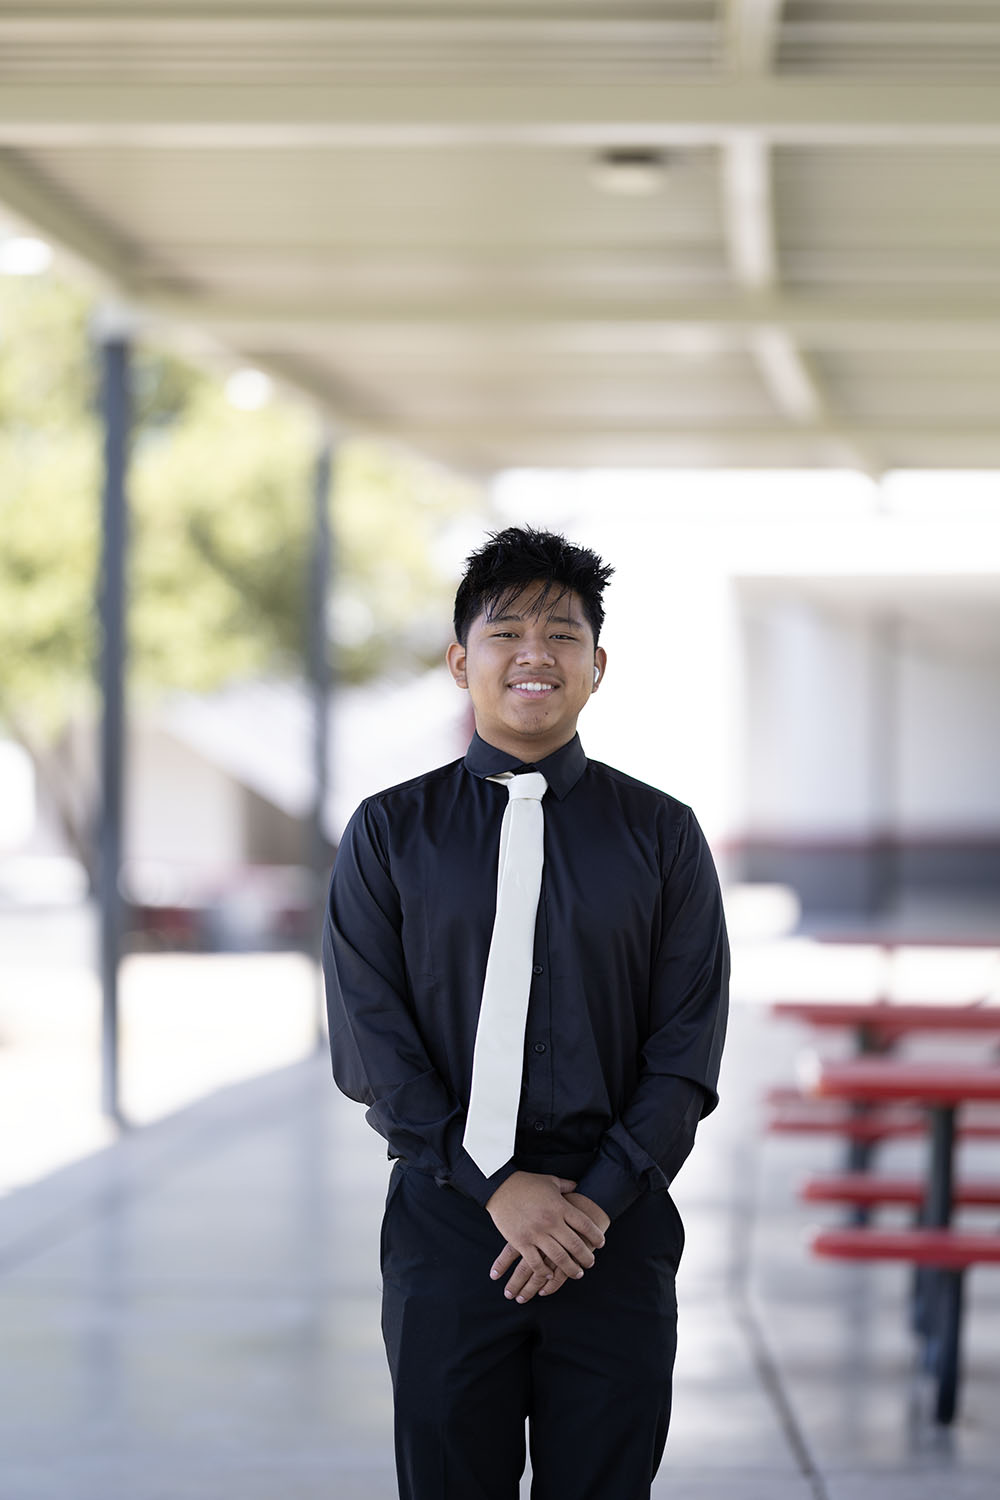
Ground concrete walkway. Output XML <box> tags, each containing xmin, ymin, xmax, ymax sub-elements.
<box><xmin>1</xmin><ymin>997</ymin><xmax>998</xmax><ymax>1500</ymax></box>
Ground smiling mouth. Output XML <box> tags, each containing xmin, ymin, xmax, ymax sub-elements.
<box><xmin>509</xmin><ymin>681</ymin><xmax>557</xmax><ymax>697</ymax></box>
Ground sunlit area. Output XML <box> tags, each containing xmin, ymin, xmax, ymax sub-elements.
<box><xmin>2</xmin><ymin>6</ymin><xmax>1000</xmax><ymax>1500</ymax></box>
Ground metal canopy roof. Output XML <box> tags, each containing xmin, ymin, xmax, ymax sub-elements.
<box><xmin>3</xmin><ymin>3</ymin><xmax>1000</xmax><ymax>475</ymax></box>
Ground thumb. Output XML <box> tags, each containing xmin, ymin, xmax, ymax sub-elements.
<box><xmin>554</xmin><ymin>1178</ymin><xmax>578</xmax><ymax>1194</ymax></box>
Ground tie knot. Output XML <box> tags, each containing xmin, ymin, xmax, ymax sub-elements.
<box><xmin>492</xmin><ymin>771</ymin><xmax>547</xmax><ymax>802</ymax></box>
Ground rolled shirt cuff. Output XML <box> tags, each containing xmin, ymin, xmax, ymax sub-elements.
<box><xmin>447</xmin><ymin>1151</ymin><xmax>519</xmax><ymax>1207</ymax></box>
<box><xmin>573</xmin><ymin>1157</ymin><xmax>642</xmax><ymax>1221</ymax></box>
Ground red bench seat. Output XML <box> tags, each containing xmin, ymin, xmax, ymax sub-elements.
<box><xmin>801</xmin><ymin>1174</ymin><xmax>1000</xmax><ymax>1209</ymax></box>
<box><xmin>765</xmin><ymin>1091</ymin><xmax>1000</xmax><ymax>1142</ymax></box>
<box><xmin>811</xmin><ymin>1226</ymin><xmax>1000</xmax><ymax>1269</ymax></box>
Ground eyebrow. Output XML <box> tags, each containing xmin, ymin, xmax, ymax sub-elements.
<box><xmin>490</xmin><ymin>611</ymin><xmax>584</xmax><ymax>629</ymax></box>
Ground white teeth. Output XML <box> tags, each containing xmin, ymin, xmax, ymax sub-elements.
<box><xmin>513</xmin><ymin>682</ymin><xmax>553</xmax><ymax>693</ymax></box>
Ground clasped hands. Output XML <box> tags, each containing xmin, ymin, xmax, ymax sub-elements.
<box><xmin>485</xmin><ymin>1171</ymin><xmax>610</xmax><ymax>1304</ymax></box>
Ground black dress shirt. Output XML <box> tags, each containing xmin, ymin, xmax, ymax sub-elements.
<box><xmin>323</xmin><ymin>731</ymin><xmax>729</xmax><ymax>1219</ymax></box>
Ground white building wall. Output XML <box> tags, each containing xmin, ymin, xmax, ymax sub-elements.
<box><xmin>126</xmin><ymin>724</ymin><xmax>245</xmax><ymax>871</ymax></box>
<box><xmin>741</xmin><ymin>602</ymin><xmax>1000</xmax><ymax>840</ymax></box>
<box><xmin>741</xmin><ymin>600</ymin><xmax>879</xmax><ymax>837</ymax></box>
<box><xmin>898</xmin><ymin>644</ymin><xmax>1000</xmax><ymax>830</ymax></box>
<box><xmin>736</xmin><ymin>602</ymin><xmax>990</xmax><ymax>910</ymax></box>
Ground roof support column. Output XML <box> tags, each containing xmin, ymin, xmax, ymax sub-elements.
<box><xmin>307</xmin><ymin>427</ymin><xmax>335</xmax><ymax>1048</ymax></box>
<box><xmin>94</xmin><ymin>306</ymin><xmax>133</xmax><ymax>1125</ymax></box>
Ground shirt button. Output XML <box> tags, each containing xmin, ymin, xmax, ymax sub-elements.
<box><xmin>533</xmin><ymin>1042</ymin><xmax>547</xmax><ymax>1054</ymax></box>
<box><xmin>533</xmin><ymin>1120</ymin><xmax>545</xmax><ymax>1133</ymax></box>
<box><xmin>532</xmin><ymin>964</ymin><xmax>543</xmax><ymax>975</ymax></box>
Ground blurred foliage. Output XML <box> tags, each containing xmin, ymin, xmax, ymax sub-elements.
<box><xmin>0</xmin><ymin>278</ymin><xmax>101</xmax><ymax>739</ymax></box>
<box><xmin>0</xmin><ymin>273</ymin><xmax>484</xmax><ymax>749</ymax></box>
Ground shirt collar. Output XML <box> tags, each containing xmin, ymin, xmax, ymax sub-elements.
<box><xmin>463</xmin><ymin>731</ymin><xmax>587</xmax><ymax>801</ymax></box>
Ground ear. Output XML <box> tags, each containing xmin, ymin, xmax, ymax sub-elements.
<box><xmin>446</xmin><ymin>640</ymin><xmax>469</xmax><ymax>688</ymax></box>
<box><xmin>591</xmin><ymin>646</ymin><xmax>608</xmax><ymax>693</ymax></box>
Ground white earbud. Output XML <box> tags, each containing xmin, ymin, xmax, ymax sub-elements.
<box><xmin>593</xmin><ymin>666</ymin><xmax>600</xmax><ymax>682</ymax></box>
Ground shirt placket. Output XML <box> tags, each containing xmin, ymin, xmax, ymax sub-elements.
<box><xmin>518</xmin><ymin>874</ymin><xmax>553</xmax><ymax>1143</ymax></box>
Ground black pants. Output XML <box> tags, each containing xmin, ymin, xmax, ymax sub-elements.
<box><xmin>380</xmin><ymin>1160</ymin><xmax>683</xmax><ymax>1500</ymax></box>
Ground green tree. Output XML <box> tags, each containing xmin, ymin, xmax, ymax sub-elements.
<box><xmin>0</xmin><ymin>272</ymin><xmax>483</xmax><ymax>875</ymax></box>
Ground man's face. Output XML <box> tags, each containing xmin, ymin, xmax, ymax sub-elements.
<box><xmin>446</xmin><ymin>584</ymin><xmax>606</xmax><ymax>761</ymax></box>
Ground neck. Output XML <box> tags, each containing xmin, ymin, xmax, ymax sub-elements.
<box><xmin>475</xmin><ymin>727</ymin><xmax>576</xmax><ymax>762</ymax></box>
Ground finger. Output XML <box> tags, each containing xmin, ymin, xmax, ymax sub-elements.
<box><xmin>565</xmin><ymin>1206</ymin><xmax>607</xmax><ymax>1249</ymax></box>
<box><xmin>553</xmin><ymin>1178</ymin><xmax>577</xmax><ymax>1193</ymax></box>
<box><xmin>552</xmin><ymin>1225</ymin><xmax>597</xmax><ymax>1270</ymax></box>
<box><xmin>538</xmin><ymin>1235</ymin><xmax>588</xmax><ymax>1281</ymax></box>
<box><xmin>503</xmin><ymin>1254</ymin><xmax>542</xmax><ymax>1302</ymax></box>
<box><xmin>502</xmin><ymin>1255</ymin><xmax>542</xmax><ymax>1301</ymax></box>
<box><xmin>512</xmin><ymin>1264</ymin><xmax>558</xmax><ymax>1304</ymax></box>
<box><xmin>490</xmin><ymin>1242</ymin><xmax>520</xmax><ymax>1281</ymax></box>
<box><xmin>538</xmin><ymin>1267</ymin><xmax>569</xmax><ymax>1298</ymax></box>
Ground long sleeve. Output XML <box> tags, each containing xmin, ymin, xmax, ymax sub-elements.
<box><xmin>575</xmin><ymin>807</ymin><xmax>730</xmax><ymax>1219</ymax></box>
<box><xmin>323</xmin><ymin>798</ymin><xmax>515</xmax><ymax>1207</ymax></box>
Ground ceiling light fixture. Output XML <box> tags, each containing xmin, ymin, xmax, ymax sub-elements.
<box><xmin>591</xmin><ymin>149</ymin><xmax>669</xmax><ymax>197</ymax></box>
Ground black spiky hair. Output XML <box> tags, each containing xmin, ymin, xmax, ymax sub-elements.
<box><xmin>453</xmin><ymin>526</ymin><xmax>614</xmax><ymax>645</ymax></box>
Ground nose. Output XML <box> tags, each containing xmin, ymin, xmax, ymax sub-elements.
<box><xmin>516</xmin><ymin>627</ymin><xmax>555</xmax><ymax>665</ymax></box>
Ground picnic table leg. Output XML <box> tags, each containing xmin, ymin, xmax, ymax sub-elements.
<box><xmin>911</xmin><ymin>1230</ymin><xmax>930</xmax><ymax>1337</ymax></box>
<box><xmin>932</xmin><ymin>1270</ymin><xmax>965</xmax><ymax>1426</ymax></box>
<box><xmin>844</xmin><ymin>1023</ymin><xmax>892</xmax><ymax>1221</ymax></box>
<box><xmin>926</xmin><ymin>1105</ymin><xmax>955</xmax><ymax>1229</ymax></box>
<box><xmin>845</xmin><ymin>1109</ymin><xmax>875</xmax><ymax>1200</ymax></box>
<box><xmin>912</xmin><ymin>1104</ymin><xmax>954</xmax><ymax>1338</ymax></box>
<box><xmin>920</xmin><ymin>1104</ymin><xmax>961</xmax><ymax>1423</ymax></box>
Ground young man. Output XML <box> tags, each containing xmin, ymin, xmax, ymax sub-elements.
<box><xmin>324</xmin><ymin>527</ymin><xmax>729</xmax><ymax>1500</ymax></box>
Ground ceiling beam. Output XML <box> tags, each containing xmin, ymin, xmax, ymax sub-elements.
<box><xmin>722</xmin><ymin>131</ymin><xmax>776</xmax><ymax>289</ymax></box>
<box><xmin>716</xmin><ymin>41</ymin><xmax>872</xmax><ymax>466</ymax></box>
<box><xmin>358</xmin><ymin>420</ymin><xmax>1000</xmax><ymax>467</ymax></box>
<box><xmin>746</xmin><ymin>328</ymin><xmax>824</xmax><ymax>423</ymax></box>
<box><xmin>2</xmin><ymin>81</ymin><xmax>1000</xmax><ymax>147</ymax></box>
<box><xmin>141</xmin><ymin>291</ymin><xmax>1000</xmax><ymax>343</ymax></box>
<box><xmin>725</xmin><ymin>0</ymin><xmax>785</xmax><ymax>74</ymax></box>
<box><xmin>0</xmin><ymin>14</ymin><xmax>714</xmax><ymax>45</ymax></box>
<box><xmin>718</xmin><ymin>8</ymin><xmax>870</xmax><ymax>466</ymax></box>
<box><xmin>721</xmin><ymin>135</ymin><xmax>834</xmax><ymax>429</ymax></box>
<box><xmin>381</xmin><ymin>422</ymin><xmax>1000</xmax><ymax>440</ymax></box>
<box><xmin>0</xmin><ymin>148</ymin><xmax>140</xmax><ymax>291</ymax></box>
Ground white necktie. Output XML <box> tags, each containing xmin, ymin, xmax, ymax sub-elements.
<box><xmin>463</xmin><ymin>771</ymin><xmax>548</xmax><ymax>1176</ymax></box>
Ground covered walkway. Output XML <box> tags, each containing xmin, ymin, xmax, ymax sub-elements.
<box><xmin>2</xmin><ymin>993</ymin><xmax>998</xmax><ymax>1500</ymax></box>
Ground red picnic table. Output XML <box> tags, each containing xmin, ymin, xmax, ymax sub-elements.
<box><xmin>801</xmin><ymin>1057</ymin><xmax>1000</xmax><ymax>1224</ymax></box>
<box><xmin>771</xmin><ymin>1000</ymin><xmax>1000</xmax><ymax>1176</ymax></box>
<box><xmin>772</xmin><ymin>998</ymin><xmax>1000</xmax><ymax>1049</ymax></box>
<box><xmin>800</xmin><ymin>1055</ymin><xmax>1000</xmax><ymax>1422</ymax></box>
